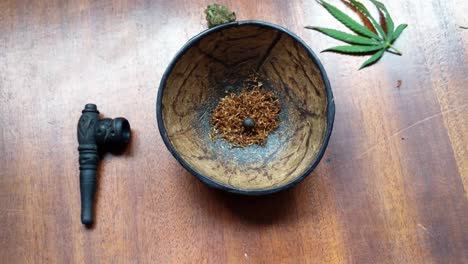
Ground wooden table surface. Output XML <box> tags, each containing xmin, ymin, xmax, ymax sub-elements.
<box><xmin>1</xmin><ymin>0</ymin><xmax>467</xmax><ymax>263</ymax></box>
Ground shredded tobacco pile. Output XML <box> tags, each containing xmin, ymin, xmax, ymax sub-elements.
<box><xmin>210</xmin><ymin>75</ymin><xmax>281</xmax><ymax>147</ymax></box>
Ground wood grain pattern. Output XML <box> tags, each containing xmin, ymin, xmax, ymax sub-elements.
<box><xmin>0</xmin><ymin>0</ymin><xmax>467</xmax><ymax>263</ymax></box>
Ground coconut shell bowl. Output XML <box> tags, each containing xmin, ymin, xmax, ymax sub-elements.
<box><xmin>157</xmin><ymin>21</ymin><xmax>335</xmax><ymax>195</ymax></box>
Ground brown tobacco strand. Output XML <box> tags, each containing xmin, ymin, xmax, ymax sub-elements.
<box><xmin>210</xmin><ymin>76</ymin><xmax>280</xmax><ymax>147</ymax></box>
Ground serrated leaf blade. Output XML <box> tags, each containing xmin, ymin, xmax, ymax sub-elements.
<box><xmin>318</xmin><ymin>0</ymin><xmax>381</xmax><ymax>40</ymax></box>
<box><xmin>323</xmin><ymin>45</ymin><xmax>384</xmax><ymax>54</ymax></box>
<box><xmin>359</xmin><ymin>49</ymin><xmax>385</xmax><ymax>69</ymax></box>
<box><xmin>370</xmin><ymin>0</ymin><xmax>394</xmax><ymax>39</ymax></box>
<box><xmin>350</xmin><ymin>0</ymin><xmax>370</xmax><ymax>14</ymax></box>
<box><xmin>391</xmin><ymin>24</ymin><xmax>407</xmax><ymax>43</ymax></box>
<box><xmin>350</xmin><ymin>0</ymin><xmax>386</xmax><ymax>39</ymax></box>
<box><xmin>306</xmin><ymin>26</ymin><xmax>378</xmax><ymax>45</ymax></box>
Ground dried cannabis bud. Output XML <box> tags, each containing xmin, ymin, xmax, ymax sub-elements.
<box><xmin>205</xmin><ymin>3</ymin><xmax>236</xmax><ymax>28</ymax></box>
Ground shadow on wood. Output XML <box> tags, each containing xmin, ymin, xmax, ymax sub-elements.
<box><xmin>183</xmin><ymin>170</ymin><xmax>309</xmax><ymax>226</ymax></box>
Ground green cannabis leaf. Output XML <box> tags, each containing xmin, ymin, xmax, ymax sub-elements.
<box><xmin>306</xmin><ymin>0</ymin><xmax>408</xmax><ymax>69</ymax></box>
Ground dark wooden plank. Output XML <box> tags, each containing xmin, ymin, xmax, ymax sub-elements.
<box><xmin>0</xmin><ymin>0</ymin><xmax>466</xmax><ymax>263</ymax></box>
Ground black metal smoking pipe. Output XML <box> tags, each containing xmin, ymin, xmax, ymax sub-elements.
<box><xmin>77</xmin><ymin>104</ymin><xmax>131</xmax><ymax>226</ymax></box>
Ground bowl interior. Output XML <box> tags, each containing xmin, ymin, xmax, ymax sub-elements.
<box><xmin>159</xmin><ymin>22</ymin><xmax>332</xmax><ymax>193</ymax></box>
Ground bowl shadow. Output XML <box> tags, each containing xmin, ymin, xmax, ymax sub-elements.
<box><xmin>185</xmin><ymin>170</ymin><xmax>304</xmax><ymax>226</ymax></box>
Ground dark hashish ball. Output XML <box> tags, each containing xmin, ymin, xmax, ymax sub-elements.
<box><xmin>243</xmin><ymin>117</ymin><xmax>255</xmax><ymax>129</ymax></box>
